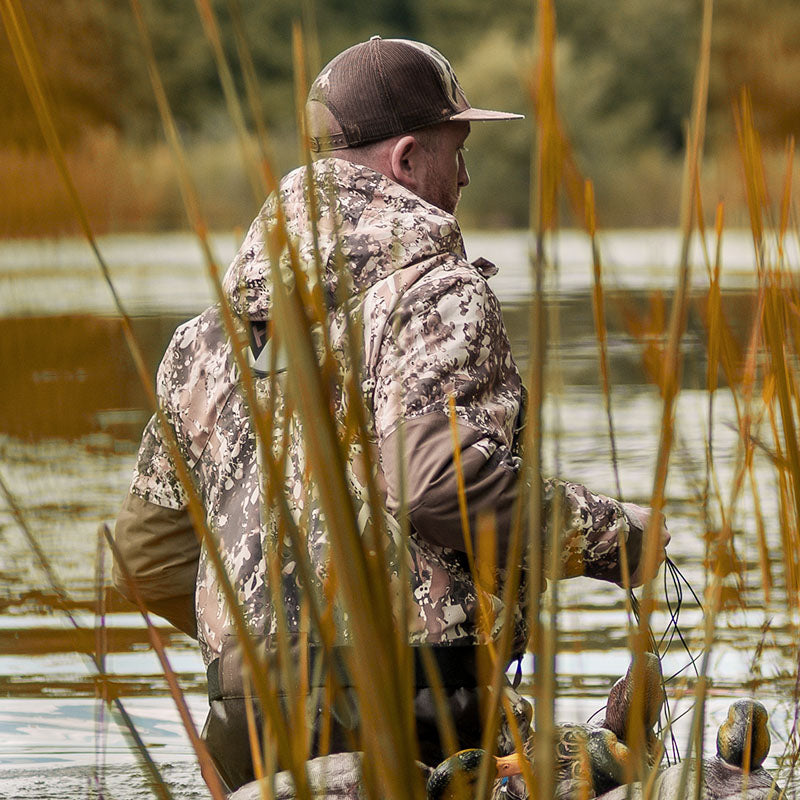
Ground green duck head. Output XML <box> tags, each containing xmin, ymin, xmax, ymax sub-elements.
<box><xmin>427</xmin><ymin>748</ymin><xmax>486</xmax><ymax>800</ymax></box>
<box><xmin>716</xmin><ymin>699</ymin><xmax>770</xmax><ymax>771</ymax></box>
<box><xmin>584</xmin><ymin>727</ymin><xmax>634</xmax><ymax>794</ymax></box>
<box><xmin>554</xmin><ymin>724</ymin><xmax>635</xmax><ymax>795</ymax></box>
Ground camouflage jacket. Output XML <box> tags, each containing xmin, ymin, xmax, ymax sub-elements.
<box><xmin>116</xmin><ymin>158</ymin><xmax>644</xmax><ymax>665</ymax></box>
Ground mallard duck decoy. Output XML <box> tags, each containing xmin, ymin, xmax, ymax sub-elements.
<box><xmin>497</xmin><ymin>653</ymin><xmax>663</xmax><ymax>785</ymax></box>
<box><xmin>716</xmin><ymin>698</ymin><xmax>770</xmax><ymax>771</ymax></box>
<box><xmin>229</xmin><ymin>750</ymin><xmax>430</xmax><ymax>800</ymax></box>
<box><xmin>596</xmin><ymin>698</ymin><xmax>780</xmax><ymax>800</ymax></box>
<box><xmin>427</xmin><ymin>748</ymin><xmax>487</xmax><ymax>800</ymax></box>
<box><xmin>603</xmin><ymin>652</ymin><xmax>664</xmax><ymax>754</ymax></box>
<box><xmin>550</xmin><ymin>724</ymin><xmax>635</xmax><ymax>797</ymax></box>
<box><xmin>428</xmin><ymin>653</ymin><xmax>664</xmax><ymax>800</ymax></box>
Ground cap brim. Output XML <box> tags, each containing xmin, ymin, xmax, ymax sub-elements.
<box><xmin>450</xmin><ymin>107</ymin><xmax>524</xmax><ymax>121</ymax></box>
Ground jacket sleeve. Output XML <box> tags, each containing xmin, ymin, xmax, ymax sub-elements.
<box><xmin>542</xmin><ymin>480</ymin><xmax>644</xmax><ymax>583</ymax></box>
<box><xmin>112</xmin><ymin>406</ymin><xmax>200</xmax><ymax>638</ymax></box>
<box><xmin>374</xmin><ymin>264</ymin><xmax>643</xmax><ymax>583</ymax></box>
<box><xmin>112</xmin><ymin>489</ymin><xmax>199</xmax><ymax>639</ymax></box>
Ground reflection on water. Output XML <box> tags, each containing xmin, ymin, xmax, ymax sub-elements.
<box><xmin>0</xmin><ymin>231</ymin><xmax>797</xmax><ymax>794</ymax></box>
<box><xmin>0</xmin><ymin>314</ymin><xmax>183</xmax><ymax>440</ymax></box>
<box><xmin>0</xmin><ymin>696</ymin><xmax>208</xmax><ymax>767</ymax></box>
<box><xmin>0</xmin><ymin>697</ymin><xmax>210</xmax><ymax>798</ymax></box>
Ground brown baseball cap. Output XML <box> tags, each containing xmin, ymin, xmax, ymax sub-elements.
<box><xmin>307</xmin><ymin>36</ymin><xmax>523</xmax><ymax>152</ymax></box>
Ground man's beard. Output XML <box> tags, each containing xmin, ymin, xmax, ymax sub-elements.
<box><xmin>426</xmin><ymin>179</ymin><xmax>460</xmax><ymax>215</ymax></box>
<box><xmin>420</xmin><ymin>154</ymin><xmax>461</xmax><ymax>214</ymax></box>
<box><xmin>436</xmin><ymin>187</ymin><xmax>460</xmax><ymax>215</ymax></box>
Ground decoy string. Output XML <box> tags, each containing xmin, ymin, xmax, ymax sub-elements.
<box><xmin>629</xmin><ymin>582</ymin><xmax>681</xmax><ymax>765</ymax></box>
<box><xmin>661</xmin><ymin>557</ymin><xmax>707</xmax><ymax>763</ymax></box>
<box><xmin>584</xmin><ymin>539</ymin><xmax>705</xmax><ymax>766</ymax></box>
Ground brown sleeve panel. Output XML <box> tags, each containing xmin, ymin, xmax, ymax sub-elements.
<box><xmin>141</xmin><ymin>594</ymin><xmax>198</xmax><ymax>640</ymax></box>
<box><xmin>112</xmin><ymin>491</ymin><xmax>200</xmax><ymax>638</ymax></box>
<box><xmin>381</xmin><ymin>413</ymin><xmax>519</xmax><ymax>563</ymax></box>
<box><xmin>381</xmin><ymin>414</ymin><xmax>644</xmax><ymax>584</ymax></box>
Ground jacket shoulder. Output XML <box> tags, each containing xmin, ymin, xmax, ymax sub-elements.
<box><xmin>390</xmin><ymin>255</ymin><xmax>504</xmax><ymax>320</ymax></box>
<box><xmin>156</xmin><ymin>306</ymin><xmax>227</xmax><ymax>396</ymax></box>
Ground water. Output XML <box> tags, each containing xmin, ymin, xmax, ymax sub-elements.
<box><xmin>1</xmin><ymin>229</ymin><xmax>797</xmax><ymax>797</ymax></box>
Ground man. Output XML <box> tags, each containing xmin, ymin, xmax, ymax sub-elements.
<box><xmin>113</xmin><ymin>36</ymin><xmax>669</xmax><ymax>790</ymax></box>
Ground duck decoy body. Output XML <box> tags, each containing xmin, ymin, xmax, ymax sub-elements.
<box><xmin>596</xmin><ymin>699</ymin><xmax>780</xmax><ymax>800</ymax></box>
<box><xmin>228</xmin><ymin>751</ymin><xmax>367</xmax><ymax>800</ymax></box>
<box><xmin>429</xmin><ymin>653</ymin><xmax>665</xmax><ymax>800</ymax></box>
<box><xmin>229</xmin><ymin>750</ymin><xmax>431</xmax><ymax>800</ymax></box>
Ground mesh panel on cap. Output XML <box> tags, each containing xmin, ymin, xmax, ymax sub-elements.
<box><xmin>307</xmin><ymin>36</ymin><xmax>520</xmax><ymax>150</ymax></box>
<box><xmin>310</xmin><ymin>38</ymin><xmax>466</xmax><ymax>147</ymax></box>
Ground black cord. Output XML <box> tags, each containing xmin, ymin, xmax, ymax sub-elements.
<box><xmin>582</xmin><ymin>557</ymin><xmax>706</xmax><ymax>767</ymax></box>
<box><xmin>659</xmin><ymin>556</ymin><xmax>708</xmax><ymax>763</ymax></box>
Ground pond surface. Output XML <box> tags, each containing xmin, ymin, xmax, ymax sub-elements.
<box><xmin>1</xmin><ymin>229</ymin><xmax>798</xmax><ymax>797</ymax></box>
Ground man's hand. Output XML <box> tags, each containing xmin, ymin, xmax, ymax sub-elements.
<box><xmin>620</xmin><ymin>502</ymin><xmax>671</xmax><ymax>588</ymax></box>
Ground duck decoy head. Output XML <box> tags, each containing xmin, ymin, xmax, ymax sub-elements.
<box><xmin>584</xmin><ymin>727</ymin><xmax>634</xmax><ymax>794</ymax></box>
<box><xmin>427</xmin><ymin>748</ymin><xmax>487</xmax><ymax>800</ymax></box>
<box><xmin>603</xmin><ymin>652</ymin><xmax>664</xmax><ymax>743</ymax></box>
<box><xmin>716</xmin><ymin>699</ymin><xmax>770</xmax><ymax>771</ymax></box>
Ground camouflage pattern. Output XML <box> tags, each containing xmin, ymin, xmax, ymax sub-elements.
<box><xmin>129</xmin><ymin>157</ymin><xmax>644</xmax><ymax>665</ymax></box>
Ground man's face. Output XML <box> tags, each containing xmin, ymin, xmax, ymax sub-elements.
<box><xmin>416</xmin><ymin>121</ymin><xmax>471</xmax><ymax>214</ymax></box>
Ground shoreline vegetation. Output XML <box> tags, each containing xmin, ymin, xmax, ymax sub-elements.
<box><xmin>3</xmin><ymin>126</ymin><xmax>799</xmax><ymax>237</ymax></box>
<box><xmin>3</xmin><ymin>0</ymin><xmax>800</xmax><ymax>237</ymax></box>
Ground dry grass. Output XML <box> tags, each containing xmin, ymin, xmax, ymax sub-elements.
<box><xmin>0</xmin><ymin>127</ymin><xmax>305</xmax><ymax>237</ymax></box>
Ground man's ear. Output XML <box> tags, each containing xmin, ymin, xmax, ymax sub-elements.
<box><xmin>388</xmin><ymin>135</ymin><xmax>424</xmax><ymax>193</ymax></box>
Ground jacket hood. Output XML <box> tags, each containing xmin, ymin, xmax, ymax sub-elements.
<box><xmin>222</xmin><ymin>158</ymin><xmax>472</xmax><ymax>321</ymax></box>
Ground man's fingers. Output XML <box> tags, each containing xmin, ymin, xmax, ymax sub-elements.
<box><xmin>618</xmin><ymin>502</ymin><xmax>671</xmax><ymax>587</ymax></box>
<box><xmin>622</xmin><ymin>502</ymin><xmax>670</xmax><ymax>551</ymax></box>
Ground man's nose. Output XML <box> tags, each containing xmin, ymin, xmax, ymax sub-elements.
<box><xmin>458</xmin><ymin>152</ymin><xmax>470</xmax><ymax>188</ymax></box>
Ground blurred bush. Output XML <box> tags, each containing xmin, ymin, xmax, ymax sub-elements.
<box><xmin>2</xmin><ymin>0</ymin><xmax>798</xmax><ymax>233</ymax></box>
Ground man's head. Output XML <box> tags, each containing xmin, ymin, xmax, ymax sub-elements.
<box><xmin>305</xmin><ymin>36</ymin><xmax>522</xmax><ymax>213</ymax></box>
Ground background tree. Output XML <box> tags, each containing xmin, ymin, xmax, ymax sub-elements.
<box><xmin>2</xmin><ymin>0</ymin><xmax>796</xmax><ymax>232</ymax></box>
